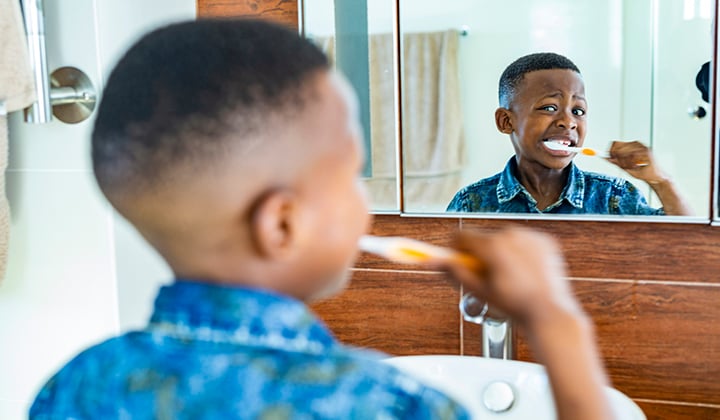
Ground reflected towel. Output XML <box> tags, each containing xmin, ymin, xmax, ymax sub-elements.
<box><xmin>397</xmin><ymin>30</ymin><xmax>464</xmax><ymax>211</ymax></box>
<box><xmin>0</xmin><ymin>0</ymin><xmax>37</xmax><ymax>283</ymax></box>
<box><xmin>314</xmin><ymin>31</ymin><xmax>464</xmax><ymax>211</ymax></box>
<box><xmin>401</xmin><ymin>30</ymin><xmax>464</xmax><ymax>175</ymax></box>
<box><xmin>313</xmin><ymin>34</ymin><xmax>400</xmax><ymax>210</ymax></box>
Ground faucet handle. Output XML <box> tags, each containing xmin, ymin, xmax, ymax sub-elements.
<box><xmin>460</xmin><ymin>292</ymin><xmax>509</xmax><ymax>323</ymax></box>
<box><xmin>460</xmin><ymin>293</ymin><xmax>489</xmax><ymax>324</ymax></box>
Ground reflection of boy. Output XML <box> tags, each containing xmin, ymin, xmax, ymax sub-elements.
<box><xmin>447</xmin><ymin>53</ymin><xmax>693</xmax><ymax>215</ymax></box>
<box><xmin>30</xmin><ymin>21</ymin><xmax>611</xmax><ymax>419</ymax></box>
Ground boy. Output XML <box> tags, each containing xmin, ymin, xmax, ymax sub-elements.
<box><xmin>30</xmin><ymin>21</ymin><xmax>612</xmax><ymax>419</ymax></box>
<box><xmin>447</xmin><ymin>52</ymin><xmax>693</xmax><ymax>215</ymax></box>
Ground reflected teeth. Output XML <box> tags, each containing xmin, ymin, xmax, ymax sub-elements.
<box><xmin>544</xmin><ymin>142</ymin><xmax>574</xmax><ymax>152</ymax></box>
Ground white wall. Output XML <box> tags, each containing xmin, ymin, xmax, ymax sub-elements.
<box><xmin>0</xmin><ymin>2</ymin><xmax>193</xmax><ymax>419</ymax></box>
<box><xmin>652</xmin><ymin>0</ymin><xmax>712</xmax><ymax>213</ymax></box>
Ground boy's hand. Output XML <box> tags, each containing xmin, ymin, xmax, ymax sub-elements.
<box><xmin>606</xmin><ymin>140</ymin><xmax>668</xmax><ymax>185</ymax></box>
<box><xmin>443</xmin><ymin>228</ymin><xmax>580</xmax><ymax>324</ymax></box>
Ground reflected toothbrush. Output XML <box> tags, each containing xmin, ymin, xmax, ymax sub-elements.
<box><xmin>544</xmin><ymin>141</ymin><xmax>650</xmax><ymax>166</ymax></box>
<box><xmin>543</xmin><ymin>142</ymin><xmax>609</xmax><ymax>158</ymax></box>
<box><xmin>357</xmin><ymin>235</ymin><xmax>481</xmax><ymax>270</ymax></box>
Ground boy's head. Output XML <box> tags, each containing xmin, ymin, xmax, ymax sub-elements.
<box><xmin>92</xmin><ymin>19</ymin><xmax>371</xmax><ymax>301</ymax></box>
<box><xmin>494</xmin><ymin>52</ymin><xmax>587</xmax><ymax>171</ymax></box>
<box><xmin>498</xmin><ymin>52</ymin><xmax>580</xmax><ymax>108</ymax></box>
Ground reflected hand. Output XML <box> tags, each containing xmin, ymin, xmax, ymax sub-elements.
<box><xmin>606</xmin><ymin>140</ymin><xmax>667</xmax><ymax>184</ymax></box>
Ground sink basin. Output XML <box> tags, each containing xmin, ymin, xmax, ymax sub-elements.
<box><xmin>383</xmin><ymin>355</ymin><xmax>645</xmax><ymax>420</ymax></box>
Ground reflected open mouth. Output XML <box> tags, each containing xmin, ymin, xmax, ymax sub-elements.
<box><xmin>543</xmin><ymin>137</ymin><xmax>576</xmax><ymax>147</ymax></box>
<box><xmin>542</xmin><ymin>138</ymin><xmax>576</xmax><ymax>155</ymax></box>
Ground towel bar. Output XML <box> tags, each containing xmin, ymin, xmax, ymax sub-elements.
<box><xmin>21</xmin><ymin>0</ymin><xmax>96</xmax><ymax>124</ymax></box>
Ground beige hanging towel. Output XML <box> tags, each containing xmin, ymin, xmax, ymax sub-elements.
<box><xmin>400</xmin><ymin>30</ymin><xmax>464</xmax><ymax>212</ymax></box>
<box><xmin>0</xmin><ymin>0</ymin><xmax>37</xmax><ymax>283</ymax></box>
<box><xmin>314</xmin><ymin>31</ymin><xmax>464</xmax><ymax>211</ymax></box>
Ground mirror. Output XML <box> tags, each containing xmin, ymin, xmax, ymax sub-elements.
<box><xmin>303</xmin><ymin>0</ymin><xmax>401</xmax><ymax>212</ymax></box>
<box><xmin>399</xmin><ymin>0</ymin><xmax>714</xmax><ymax>220</ymax></box>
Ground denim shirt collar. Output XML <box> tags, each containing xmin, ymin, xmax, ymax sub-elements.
<box><xmin>148</xmin><ymin>280</ymin><xmax>337</xmax><ymax>354</ymax></box>
<box><xmin>496</xmin><ymin>158</ymin><xmax>585</xmax><ymax>210</ymax></box>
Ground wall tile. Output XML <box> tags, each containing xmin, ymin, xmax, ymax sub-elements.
<box><xmin>0</xmin><ymin>171</ymin><xmax>117</xmax><ymax>403</ymax></box>
<box><xmin>355</xmin><ymin>215</ymin><xmax>460</xmax><ymax>270</ymax></box>
<box><xmin>312</xmin><ymin>269</ymin><xmax>462</xmax><ymax>356</ymax></box>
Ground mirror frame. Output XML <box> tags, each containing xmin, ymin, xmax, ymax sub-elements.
<box><xmin>713</xmin><ymin>0</ymin><xmax>720</xmax><ymax>224</ymax></box>
<box><xmin>298</xmin><ymin>0</ymin><xmax>718</xmax><ymax>224</ymax></box>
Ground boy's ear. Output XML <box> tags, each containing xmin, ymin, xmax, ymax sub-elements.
<box><xmin>248</xmin><ymin>188</ymin><xmax>298</xmax><ymax>260</ymax></box>
<box><xmin>495</xmin><ymin>107</ymin><xmax>514</xmax><ymax>134</ymax></box>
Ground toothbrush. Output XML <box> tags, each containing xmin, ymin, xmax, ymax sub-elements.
<box><xmin>544</xmin><ymin>142</ymin><xmax>650</xmax><ymax>166</ymax></box>
<box><xmin>543</xmin><ymin>142</ymin><xmax>609</xmax><ymax>157</ymax></box>
<box><xmin>357</xmin><ymin>235</ymin><xmax>481</xmax><ymax>270</ymax></box>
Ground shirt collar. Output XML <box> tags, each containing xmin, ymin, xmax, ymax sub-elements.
<box><xmin>496</xmin><ymin>158</ymin><xmax>585</xmax><ymax>209</ymax></box>
<box><xmin>563</xmin><ymin>162</ymin><xmax>585</xmax><ymax>209</ymax></box>
<box><xmin>148</xmin><ymin>280</ymin><xmax>337</xmax><ymax>354</ymax></box>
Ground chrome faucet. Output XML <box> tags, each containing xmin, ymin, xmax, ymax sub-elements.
<box><xmin>460</xmin><ymin>293</ymin><xmax>513</xmax><ymax>359</ymax></box>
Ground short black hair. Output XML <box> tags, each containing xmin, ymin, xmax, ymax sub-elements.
<box><xmin>92</xmin><ymin>19</ymin><xmax>329</xmax><ymax>199</ymax></box>
<box><xmin>498</xmin><ymin>52</ymin><xmax>580</xmax><ymax>108</ymax></box>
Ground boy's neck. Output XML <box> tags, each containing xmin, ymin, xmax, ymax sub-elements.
<box><xmin>515</xmin><ymin>161</ymin><xmax>570</xmax><ymax>210</ymax></box>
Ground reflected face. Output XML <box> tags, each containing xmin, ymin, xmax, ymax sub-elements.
<box><xmin>504</xmin><ymin>69</ymin><xmax>587</xmax><ymax>171</ymax></box>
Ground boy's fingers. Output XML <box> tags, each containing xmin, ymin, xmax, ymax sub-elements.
<box><xmin>444</xmin><ymin>260</ymin><xmax>488</xmax><ymax>297</ymax></box>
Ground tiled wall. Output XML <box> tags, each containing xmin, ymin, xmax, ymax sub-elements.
<box><xmin>0</xmin><ymin>2</ymin><xmax>194</xmax><ymax>419</ymax></box>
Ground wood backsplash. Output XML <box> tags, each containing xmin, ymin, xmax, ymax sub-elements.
<box><xmin>198</xmin><ymin>2</ymin><xmax>719</xmax><ymax>418</ymax></box>
<box><xmin>315</xmin><ymin>215</ymin><xmax>720</xmax><ymax>420</ymax></box>
<box><xmin>197</xmin><ymin>0</ymin><xmax>297</xmax><ymax>28</ymax></box>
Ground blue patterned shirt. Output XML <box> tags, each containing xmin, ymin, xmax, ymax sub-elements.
<box><xmin>30</xmin><ymin>280</ymin><xmax>468</xmax><ymax>420</ymax></box>
<box><xmin>447</xmin><ymin>158</ymin><xmax>664</xmax><ymax>215</ymax></box>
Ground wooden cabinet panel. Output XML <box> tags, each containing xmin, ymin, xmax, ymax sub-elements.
<box><xmin>311</xmin><ymin>269</ymin><xmax>462</xmax><ymax>356</ymax></box>
<box><xmin>511</xmin><ymin>280</ymin><xmax>720</xmax><ymax>405</ymax></box>
<box><xmin>355</xmin><ymin>216</ymin><xmax>460</xmax><ymax>270</ymax></box>
<box><xmin>635</xmin><ymin>401</ymin><xmax>720</xmax><ymax>420</ymax></box>
<box><xmin>583</xmin><ymin>281</ymin><xmax>719</xmax><ymax>405</ymax></box>
<box><xmin>458</xmin><ymin>217</ymin><xmax>720</xmax><ymax>283</ymax></box>
<box><xmin>197</xmin><ymin>0</ymin><xmax>298</xmax><ymax>29</ymax></box>
<box><xmin>385</xmin><ymin>215</ymin><xmax>720</xmax><ymax>417</ymax></box>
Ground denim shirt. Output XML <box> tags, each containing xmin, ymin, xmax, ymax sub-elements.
<box><xmin>447</xmin><ymin>158</ymin><xmax>664</xmax><ymax>215</ymax></box>
<box><xmin>30</xmin><ymin>280</ymin><xmax>468</xmax><ymax>420</ymax></box>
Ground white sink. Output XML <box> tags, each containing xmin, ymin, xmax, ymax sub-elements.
<box><xmin>384</xmin><ymin>355</ymin><xmax>645</xmax><ymax>420</ymax></box>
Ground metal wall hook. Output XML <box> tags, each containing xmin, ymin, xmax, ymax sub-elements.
<box><xmin>21</xmin><ymin>0</ymin><xmax>96</xmax><ymax>124</ymax></box>
<box><xmin>688</xmin><ymin>105</ymin><xmax>707</xmax><ymax>120</ymax></box>
<box><xmin>50</xmin><ymin>67</ymin><xmax>97</xmax><ymax>124</ymax></box>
